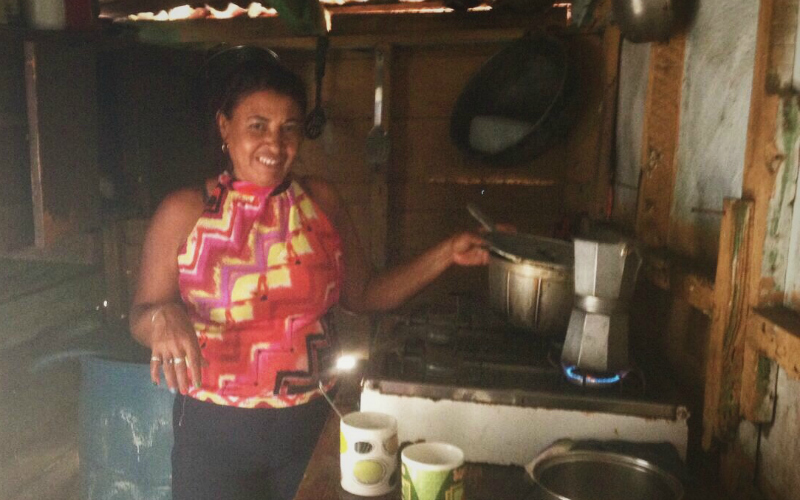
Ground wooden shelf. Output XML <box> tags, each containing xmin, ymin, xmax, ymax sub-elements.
<box><xmin>641</xmin><ymin>249</ymin><xmax>715</xmax><ymax>317</ymax></box>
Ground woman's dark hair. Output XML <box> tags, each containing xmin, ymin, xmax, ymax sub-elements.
<box><xmin>215</xmin><ymin>58</ymin><xmax>308</xmax><ymax>118</ymax></box>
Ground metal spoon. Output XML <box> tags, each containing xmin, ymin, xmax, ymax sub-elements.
<box><xmin>467</xmin><ymin>203</ymin><xmax>528</xmax><ymax>264</ymax></box>
<box><xmin>318</xmin><ymin>380</ymin><xmax>344</xmax><ymax>419</ymax></box>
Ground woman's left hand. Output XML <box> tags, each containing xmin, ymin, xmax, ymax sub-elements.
<box><xmin>450</xmin><ymin>232</ymin><xmax>490</xmax><ymax>266</ymax></box>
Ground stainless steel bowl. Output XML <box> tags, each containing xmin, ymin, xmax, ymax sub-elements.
<box><xmin>530</xmin><ymin>450</ymin><xmax>684</xmax><ymax>500</ymax></box>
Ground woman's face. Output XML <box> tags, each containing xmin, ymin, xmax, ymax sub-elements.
<box><xmin>217</xmin><ymin>89</ymin><xmax>304</xmax><ymax>187</ymax></box>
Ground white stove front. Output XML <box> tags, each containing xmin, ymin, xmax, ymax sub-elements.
<box><xmin>360</xmin><ymin>384</ymin><xmax>689</xmax><ymax>466</ymax></box>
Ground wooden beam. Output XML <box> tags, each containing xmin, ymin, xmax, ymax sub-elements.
<box><xmin>737</xmin><ymin>0</ymin><xmax>798</xmax><ymax>432</ymax></box>
<box><xmin>640</xmin><ymin>249</ymin><xmax>715</xmax><ymax>316</ymax></box>
<box><xmin>127</xmin><ymin>7</ymin><xmax>567</xmax><ymax>48</ymax></box>
<box><xmin>635</xmin><ymin>34</ymin><xmax>686</xmax><ymax>247</ymax></box>
<box><xmin>742</xmin><ymin>0</ymin><xmax>789</xmax><ymax>308</ymax></box>
<box><xmin>590</xmin><ymin>24</ymin><xmax>621</xmax><ymax>219</ymax></box>
<box><xmin>702</xmin><ymin>198</ymin><xmax>754</xmax><ymax>449</ymax></box>
<box><xmin>747</xmin><ymin>307</ymin><xmax>800</xmax><ymax>379</ymax></box>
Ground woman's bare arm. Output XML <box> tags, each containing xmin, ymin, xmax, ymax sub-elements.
<box><xmin>129</xmin><ymin>188</ymin><xmax>205</xmax><ymax>393</ymax></box>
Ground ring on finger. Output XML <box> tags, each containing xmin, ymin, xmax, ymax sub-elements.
<box><xmin>150</xmin><ymin>356</ymin><xmax>162</xmax><ymax>363</ymax></box>
<box><xmin>172</xmin><ymin>357</ymin><xmax>185</xmax><ymax>365</ymax></box>
<box><xmin>167</xmin><ymin>358</ymin><xmax>175</xmax><ymax>365</ymax></box>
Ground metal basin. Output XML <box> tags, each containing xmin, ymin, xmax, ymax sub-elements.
<box><xmin>530</xmin><ymin>450</ymin><xmax>683</xmax><ymax>500</ymax></box>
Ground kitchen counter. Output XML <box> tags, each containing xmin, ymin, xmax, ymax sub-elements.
<box><xmin>293</xmin><ymin>381</ymin><xmax>725</xmax><ymax>500</ymax></box>
<box><xmin>294</xmin><ymin>412</ymin><xmax>532</xmax><ymax>500</ymax></box>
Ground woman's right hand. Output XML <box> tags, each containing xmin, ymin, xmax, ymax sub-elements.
<box><xmin>149</xmin><ymin>303</ymin><xmax>205</xmax><ymax>394</ymax></box>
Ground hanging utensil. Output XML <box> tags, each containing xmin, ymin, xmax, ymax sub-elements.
<box><xmin>305</xmin><ymin>36</ymin><xmax>329</xmax><ymax>139</ymax></box>
<box><xmin>365</xmin><ymin>48</ymin><xmax>390</xmax><ymax>168</ymax></box>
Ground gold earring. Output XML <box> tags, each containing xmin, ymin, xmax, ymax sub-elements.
<box><xmin>221</xmin><ymin>143</ymin><xmax>229</xmax><ymax>153</ymax></box>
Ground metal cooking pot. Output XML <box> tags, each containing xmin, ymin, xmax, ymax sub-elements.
<box><xmin>487</xmin><ymin>233</ymin><xmax>573</xmax><ymax>336</ymax></box>
<box><xmin>612</xmin><ymin>0</ymin><xmax>682</xmax><ymax>43</ymax></box>
<box><xmin>528</xmin><ymin>449</ymin><xmax>684</xmax><ymax>500</ymax></box>
<box><xmin>468</xmin><ymin>204</ymin><xmax>574</xmax><ymax>335</ymax></box>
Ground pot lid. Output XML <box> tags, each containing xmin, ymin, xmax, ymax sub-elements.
<box><xmin>487</xmin><ymin>232</ymin><xmax>573</xmax><ymax>268</ymax></box>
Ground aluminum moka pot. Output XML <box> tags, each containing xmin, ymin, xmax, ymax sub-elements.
<box><xmin>561</xmin><ymin>232</ymin><xmax>642</xmax><ymax>374</ymax></box>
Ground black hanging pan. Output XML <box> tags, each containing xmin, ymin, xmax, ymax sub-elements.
<box><xmin>450</xmin><ymin>33</ymin><xmax>579</xmax><ymax>166</ymax></box>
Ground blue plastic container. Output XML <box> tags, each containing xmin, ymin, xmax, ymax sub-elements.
<box><xmin>79</xmin><ymin>356</ymin><xmax>174</xmax><ymax>500</ymax></box>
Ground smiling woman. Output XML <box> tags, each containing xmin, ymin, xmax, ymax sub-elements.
<box><xmin>127</xmin><ymin>47</ymin><xmax>489</xmax><ymax>500</ymax></box>
<box><xmin>217</xmin><ymin>89</ymin><xmax>305</xmax><ymax>188</ymax></box>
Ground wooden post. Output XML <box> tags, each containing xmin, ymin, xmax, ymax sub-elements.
<box><xmin>702</xmin><ymin>198</ymin><xmax>753</xmax><ymax>449</ymax></box>
<box><xmin>634</xmin><ymin>35</ymin><xmax>687</xmax><ymax>247</ymax></box>
<box><xmin>738</xmin><ymin>0</ymin><xmax>798</xmax><ymax>426</ymax></box>
<box><xmin>591</xmin><ymin>24</ymin><xmax>622</xmax><ymax>219</ymax></box>
<box><xmin>23</xmin><ymin>40</ymin><xmax>101</xmax><ymax>256</ymax></box>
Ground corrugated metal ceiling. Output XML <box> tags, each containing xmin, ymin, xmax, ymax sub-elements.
<box><xmin>99</xmin><ymin>0</ymin><xmax>558</xmax><ymax>19</ymax></box>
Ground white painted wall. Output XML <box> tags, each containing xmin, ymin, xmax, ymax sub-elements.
<box><xmin>781</xmin><ymin>98</ymin><xmax>800</xmax><ymax>305</ymax></box>
<box><xmin>670</xmin><ymin>0</ymin><xmax>759</xmax><ymax>261</ymax></box>
<box><xmin>613</xmin><ymin>1</ymin><xmax>800</xmax><ymax>498</ymax></box>
<box><xmin>758</xmin><ymin>369</ymin><xmax>800</xmax><ymax>500</ymax></box>
<box><xmin>612</xmin><ymin>40</ymin><xmax>650</xmax><ymax>229</ymax></box>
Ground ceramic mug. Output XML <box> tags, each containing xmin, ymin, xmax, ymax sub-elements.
<box><xmin>401</xmin><ymin>442</ymin><xmax>465</xmax><ymax>500</ymax></box>
<box><xmin>340</xmin><ymin>411</ymin><xmax>399</xmax><ymax>496</ymax></box>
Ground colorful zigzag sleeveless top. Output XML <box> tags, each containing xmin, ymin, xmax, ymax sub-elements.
<box><xmin>177</xmin><ymin>172</ymin><xmax>343</xmax><ymax>408</ymax></box>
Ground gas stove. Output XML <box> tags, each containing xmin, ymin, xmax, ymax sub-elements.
<box><xmin>359</xmin><ymin>297</ymin><xmax>690</xmax><ymax>466</ymax></box>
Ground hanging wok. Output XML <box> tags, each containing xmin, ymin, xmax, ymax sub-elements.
<box><xmin>450</xmin><ymin>33</ymin><xmax>579</xmax><ymax>166</ymax></box>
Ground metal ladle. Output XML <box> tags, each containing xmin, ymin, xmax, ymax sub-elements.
<box><xmin>316</xmin><ymin>354</ymin><xmax>362</xmax><ymax>419</ymax></box>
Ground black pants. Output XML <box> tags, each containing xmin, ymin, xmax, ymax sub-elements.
<box><xmin>171</xmin><ymin>395</ymin><xmax>330</xmax><ymax>500</ymax></box>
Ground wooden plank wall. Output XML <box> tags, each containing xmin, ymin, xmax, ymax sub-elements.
<box><xmin>106</xmin><ymin>31</ymin><xmax>609</xmax><ymax>313</ymax></box>
<box><xmin>389</xmin><ymin>35</ymin><xmax>607</xmax><ymax>307</ymax></box>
